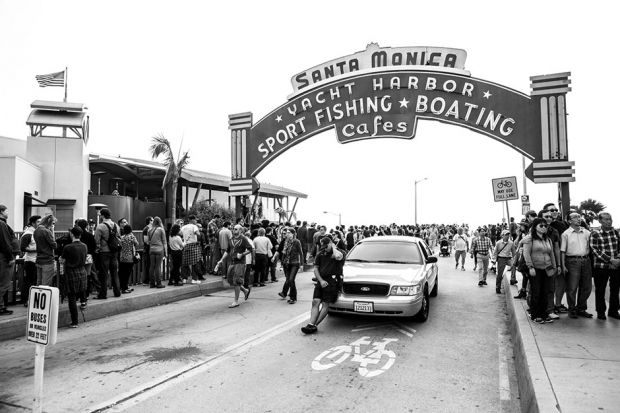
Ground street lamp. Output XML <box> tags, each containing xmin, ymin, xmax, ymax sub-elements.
<box><xmin>414</xmin><ymin>178</ymin><xmax>428</xmax><ymax>225</ymax></box>
<box><xmin>323</xmin><ymin>211</ymin><xmax>341</xmax><ymax>226</ymax></box>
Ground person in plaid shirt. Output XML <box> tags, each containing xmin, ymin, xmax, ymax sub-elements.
<box><xmin>590</xmin><ymin>212</ymin><xmax>620</xmax><ymax>320</ymax></box>
<box><xmin>470</xmin><ymin>227</ymin><xmax>494</xmax><ymax>287</ymax></box>
<box><xmin>206</xmin><ymin>215</ymin><xmax>220</xmax><ymax>274</ymax></box>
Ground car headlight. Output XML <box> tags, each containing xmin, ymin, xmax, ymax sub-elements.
<box><xmin>390</xmin><ymin>284</ymin><xmax>421</xmax><ymax>296</ymax></box>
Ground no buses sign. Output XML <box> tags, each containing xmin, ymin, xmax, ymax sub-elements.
<box><xmin>492</xmin><ymin>176</ymin><xmax>519</xmax><ymax>202</ymax></box>
<box><xmin>27</xmin><ymin>286</ymin><xmax>59</xmax><ymax>346</ymax></box>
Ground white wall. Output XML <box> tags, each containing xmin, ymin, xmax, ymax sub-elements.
<box><xmin>0</xmin><ymin>156</ymin><xmax>42</xmax><ymax>229</ymax></box>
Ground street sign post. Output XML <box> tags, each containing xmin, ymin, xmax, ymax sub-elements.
<box><xmin>522</xmin><ymin>202</ymin><xmax>531</xmax><ymax>215</ymax></box>
<box><xmin>27</xmin><ymin>286</ymin><xmax>59</xmax><ymax>413</ymax></box>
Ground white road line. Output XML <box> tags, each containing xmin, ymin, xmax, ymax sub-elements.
<box><xmin>87</xmin><ymin>311</ymin><xmax>311</xmax><ymax>413</ymax></box>
<box><xmin>498</xmin><ymin>327</ymin><xmax>511</xmax><ymax>402</ymax></box>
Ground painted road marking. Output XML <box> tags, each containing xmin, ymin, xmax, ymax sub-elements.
<box><xmin>351</xmin><ymin>321</ymin><xmax>416</xmax><ymax>337</ymax></box>
<box><xmin>312</xmin><ymin>336</ymin><xmax>398</xmax><ymax>377</ymax></box>
<box><xmin>87</xmin><ymin>311</ymin><xmax>311</xmax><ymax>413</ymax></box>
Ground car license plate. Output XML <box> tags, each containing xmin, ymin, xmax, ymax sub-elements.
<box><xmin>354</xmin><ymin>301</ymin><xmax>374</xmax><ymax>313</ymax></box>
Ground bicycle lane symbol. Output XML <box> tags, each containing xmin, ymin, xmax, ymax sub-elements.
<box><xmin>311</xmin><ymin>322</ymin><xmax>416</xmax><ymax>377</ymax></box>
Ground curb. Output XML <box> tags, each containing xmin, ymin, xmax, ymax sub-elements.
<box><xmin>0</xmin><ymin>279</ymin><xmax>227</xmax><ymax>342</ymax></box>
<box><xmin>503</xmin><ymin>276</ymin><xmax>561</xmax><ymax>413</ymax></box>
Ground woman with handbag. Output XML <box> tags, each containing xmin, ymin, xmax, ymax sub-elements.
<box><xmin>522</xmin><ymin>217</ymin><xmax>561</xmax><ymax>324</ymax></box>
<box><xmin>168</xmin><ymin>224</ymin><xmax>185</xmax><ymax>286</ymax></box>
<box><xmin>119</xmin><ymin>224</ymin><xmax>139</xmax><ymax>294</ymax></box>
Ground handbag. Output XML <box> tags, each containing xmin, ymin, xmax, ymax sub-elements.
<box><xmin>132</xmin><ymin>245</ymin><xmax>141</xmax><ymax>264</ymax></box>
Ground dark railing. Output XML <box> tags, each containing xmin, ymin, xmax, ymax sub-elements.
<box><xmin>4</xmin><ymin>231</ymin><xmax>171</xmax><ymax>306</ymax></box>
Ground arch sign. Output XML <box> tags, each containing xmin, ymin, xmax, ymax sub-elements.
<box><xmin>228</xmin><ymin>44</ymin><xmax>574</xmax><ymax>212</ymax></box>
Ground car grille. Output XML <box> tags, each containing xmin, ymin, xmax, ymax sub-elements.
<box><xmin>343</xmin><ymin>283</ymin><xmax>390</xmax><ymax>296</ymax></box>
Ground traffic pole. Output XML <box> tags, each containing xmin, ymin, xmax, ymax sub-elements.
<box><xmin>33</xmin><ymin>344</ymin><xmax>46</xmax><ymax>413</ymax></box>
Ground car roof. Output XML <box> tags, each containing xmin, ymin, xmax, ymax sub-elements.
<box><xmin>358</xmin><ymin>236</ymin><xmax>423</xmax><ymax>244</ymax></box>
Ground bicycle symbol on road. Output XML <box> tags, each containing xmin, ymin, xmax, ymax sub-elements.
<box><xmin>496</xmin><ymin>179</ymin><xmax>513</xmax><ymax>189</ymax></box>
<box><xmin>311</xmin><ymin>337</ymin><xmax>398</xmax><ymax>377</ymax></box>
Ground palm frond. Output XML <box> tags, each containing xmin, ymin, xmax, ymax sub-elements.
<box><xmin>177</xmin><ymin>151</ymin><xmax>191</xmax><ymax>171</ymax></box>
<box><xmin>149</xmin><ymin>133</ymin><xmax>174</xmax><ymax>166</ymax></box>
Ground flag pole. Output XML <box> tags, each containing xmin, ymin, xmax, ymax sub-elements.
<box><xmin>62</xmin><ymin>67</ymin><xmax>67</xmax><ymax>138</ymax></box>
<box><xmin>64</xmin><ymin>67</ymin><xmax>67</xmax><ymax>102</ymax></box>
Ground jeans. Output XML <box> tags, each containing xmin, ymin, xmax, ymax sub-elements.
<box><xmin>281</xmin><ymin>263</ymin><xmax>300</xmax><ymax>301</ymax></box>
<box><xmin>300</xmin><ymin>242</ymin><xmax>308</xmax><ymax>265</ymax></box>
<box><xmin>170</xmin><ymin>250</ymin><xmax>183</xmax><ymax>284</ymax></box>
<box><xmin>554</xmin><ymin>269</ymin><xmax>567</xmax><ymax>308</ymax></box>
<box><xmin>255</xmin><ymin>254</ymin><xmax>269</xmax><ymax>284</ymax></box>
<box><xmin>149</xmin><ymin>250</ymin><xmax>165</xmax><ymax>286</ymax></box>
<box><xmin>564</xmin><ymin>257</ymin><xmax>592</xmax><ymax>313</ymax></box>
<box><xmin>593</xmin><ymin>267</ymin><xmax>620</xmax><ymax>315</ymax></box>
<box><xmin>269</xmin><ymin>260</ymin><xmax>277</xmax><ymax>281</ymax></box>
<box><xmin>36</xmin><ymin>263</ymin><xmax>55</xmax><ymax>286</ymax></box>
<box><xmin>477</xmin><ymin>255</ymin><xmax>489</xmax><ymax>282</ymax></box>
<box><xmin>142</xmin><ymin>247</ymin><xmax>151</xmax><ymax>283</ymax></box>
<box><xmin>546</xmin><ymin>274</ymin><xmax>557</xmax><ymax>313</ymax></box>
<box><xmin>98</xmin><ymin>252</ymin><xmax>120</xmax><ymax>298</ymax></box>
<box><xmin>118</xmin><ymin>262</ymin><xmax>134</xmax><ymax>291</ymax></box>
<box><xmin>455</xmin><ymin>250</ymin><xmax>466</xmax><ymax>266</ymax></box>
<box><xmin>0</xmin><ymin>256</ymin><xmax>13</xmax><ymax>309</ymax></box>
<box><xmin>529</xmin><ymin>268</ymin><xmax>550</xmax><ymax>319</ymax></box>
<box><xmin>22</xmin><ymin>261</ymin><xmax>37</xmax><ymax>303</ymax></box>
<box><xmin>496</xmin><ymin>257</ymin><xmax>511</xmax><ymax>289</ymax></box>
<box><xmin>67</xmin><ymin>291</ymin><xmax>80</xmax><ymax>325</ymax></box>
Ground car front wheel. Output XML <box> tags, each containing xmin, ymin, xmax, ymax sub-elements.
<box><xmin>414</xmin><ymin>289</ymin><xmax>429</xmax><ymax>322</ymax></box>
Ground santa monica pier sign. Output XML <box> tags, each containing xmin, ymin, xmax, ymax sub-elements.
<box><xmin>228</xmin><ymin>44</ymin><xmax>574</xmax><ymax>207</ymax></box>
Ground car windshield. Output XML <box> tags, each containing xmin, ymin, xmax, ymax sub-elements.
<box><xmin>347</xmin><ymin>242</ymin><xmax>423</xmax><ymax>264</ymax></box>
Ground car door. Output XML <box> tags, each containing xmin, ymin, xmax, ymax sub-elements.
<box><xmin>418</xmin><ymin>241</ymin><xmax>437</xmax><ymax>287</ymax></box>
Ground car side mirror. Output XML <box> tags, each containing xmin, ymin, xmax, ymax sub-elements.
<box><xmin>426</xmin><ymin>256</ymin><xmax>438</xmax><ymax>264</ymax></box>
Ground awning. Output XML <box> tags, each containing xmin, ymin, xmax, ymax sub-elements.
<box><xmin>24</xmin><ymin>194</ymin><xmax>47</xmax><ymax>206</ymax></box>
<box><xmin>46</xmin><ymin>199</ymin><xmax>76</xmax><ymax>206</ymax></box>
<box><xmin>30</xmin><ymin>100</ymin><xmax>87</xmax><ymax>112</ymax></box>
<box><xmin>26</xmin><ymin>110</ymin><xmax>87</xmax><ymax>129</ymax></box>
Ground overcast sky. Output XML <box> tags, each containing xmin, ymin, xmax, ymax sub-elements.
<box><xmin>1</xmin><ymin>1</ymin><xmax>617</xmax><ymax>229</ymax></box>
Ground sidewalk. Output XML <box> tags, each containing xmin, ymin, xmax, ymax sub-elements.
<box><xmin>0</xmin><ymin>274</ymin><xmax>228</xmax><ymax>342</ymax></box>
<box><xmin>504</xmin><ymin>276</ymin><xmax>619</xmax><ymax>413</ymax></box>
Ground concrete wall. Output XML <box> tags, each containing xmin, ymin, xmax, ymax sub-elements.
<box><xmin>26</xmin><ymin>135</ymin><xmax>90</xmax><ymax>229</ymax></box>
<box><xmin>0</xmin><ymin>156</ymin><xmax>43</xmax><ymax>229</ymax></box>
<box><xmin>0</xmin><ymin>136</ymin><xmax>27</xmax><ymax>159</ymax></box>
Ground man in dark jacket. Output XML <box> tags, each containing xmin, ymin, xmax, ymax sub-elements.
<box><xmin>297</xmin><ymin>221</ymin><xmax>309</xmax><ymax>266</ymax></box>
<box><xmin>77</xmin><ymin>219</ymin><xmax>101</xmax><ymax>298</ymax></box>
<box><xmin>0</xmin><ymin>205</ymin><xmax>19</xmax><ymax>315</ymax></box>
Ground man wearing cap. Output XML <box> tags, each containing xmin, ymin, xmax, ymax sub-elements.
<box><xmin>215</xmin><ymin>224</ymin><xmax>251</xmax><ymax>308</ymax></box>
<box><xmin>302</xmin><ymin>235</ymin><xmax>345</xmax><ymax>334</ymax></box>
<box><xmin>470</xmin><ymin>228</ymin><xmax>494</xmax><ymax>286</ymax></box>
<box><xmin>493</xmin><ymin>230</ymin><xmax>516</xmax><ymax>294</ymax></box>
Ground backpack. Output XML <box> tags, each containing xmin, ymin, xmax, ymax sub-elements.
<box><xmin>103</xmin><ymin>223</ymin><xmax>122</xmax><ymax>253</ymax></box>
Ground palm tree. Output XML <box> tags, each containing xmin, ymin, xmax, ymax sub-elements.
<box><xmin>149</xmin><ymin>133</ymin><xmax>190</xmax><ymax>224</ymax></box>
<box><xmin>576</xmin><ymin>198</ymin><xmax>606</xmax><ymax>223</ymax></box>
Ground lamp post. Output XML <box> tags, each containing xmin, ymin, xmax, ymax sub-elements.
<box><xmin>323</xmin><ymin>211</ymin><xmax>341</xmax><ymax>226</ymax></box>
<box><xmin>414</xmin><ymin>178</ymin><xmax>428</xmax><ymax>225</ymax></box>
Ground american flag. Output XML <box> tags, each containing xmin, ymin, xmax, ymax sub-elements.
<box><xmin>35</xmin><ymin>71</ymin><xmax>65</xmax><ymax>87</ymax></box>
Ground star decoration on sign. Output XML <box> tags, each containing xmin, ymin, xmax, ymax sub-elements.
<box><xmin>483</xmin><ymin>91</ymin><xmax>492</xmax><ymax>99</ymax></box>
<box><xmin>399</xmin><ymin>98</ymin><xmax>410</xmax><ymax>108</ymax></box>
<box><xmin>276</xmin><ymin>115</ymin><xmax>282</xmax><ymax>123</ymax></box>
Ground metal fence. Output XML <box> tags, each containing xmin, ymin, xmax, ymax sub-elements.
<box><xmin>4</xmin><ymin>231</ymin><xmax>171</xmax><ymax>306</ymax></box>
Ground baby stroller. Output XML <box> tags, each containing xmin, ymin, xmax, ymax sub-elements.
<box><xmin>439</xmin><ymin>238</ymin><xmax>451</xmax><ymax>257</ymax></box>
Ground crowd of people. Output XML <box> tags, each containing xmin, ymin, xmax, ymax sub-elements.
<box><xmin>0</xmin><ymin>201</ymin><xmax>618</xmax><ymax>331</ymax></box>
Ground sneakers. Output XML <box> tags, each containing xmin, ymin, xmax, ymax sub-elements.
<box><xmin>482</xmin><ymin>281</ymin><xmax>487</xmax><ymax>285</ymax></box>
<box><xmin>478</xmin><ymin>281</ymin><xmax>483</xmax><ymax>286</ymax></box>
<box><xmin>68</xmin><ymin>323</ymin><xmax>78</xmax><ymax>328</ymax></box>
<box><xmin>80</xmin><ymin>302</ymin><xmax>87</xmax><ymax>309</ymax></box>
<box><xmin>554</xmin><ymin>304</ymin><xmax>569</xmax><ymax>313</ymax></box>
<box><xmin>288</xmin><ymin>299</ymin><xmax>297</xmax><ymax>304</ymax></box>
<box><xmin>532</xmin><ymin>317</ymin><xmax>545</xmax><ymax>324</ymax></box>
<box><xmin>121</xmin><ymin>289</ymin><xmax>132</xmax><ymax>294</ymax></box>
<box><xmin>301</xmin><ymin>323</ymin><xmax>318</xmax><ymax>334</ymax></box>
<box><xmin>544</xmin><ymin>317</ymin><xmax>554</xmax><ymax>323</ymax></box>
<box><xmin>278</xmin><ymin>292</ymin><xmax>286</xmax><ymax>299</ymax></box>
<box><xmin>547</xmin><ymin>313</ymin><xmax>559</xmax><ymax>320</ymax></box>
<box><xmin>461</xmin><ymin>266</ymin><xmax>465</xmax><ymax>271</ymax></box>
<box><xmin>192</xmin><ymin>280</ymin><xmax>201</xmax><ymax>284</ymax></box>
